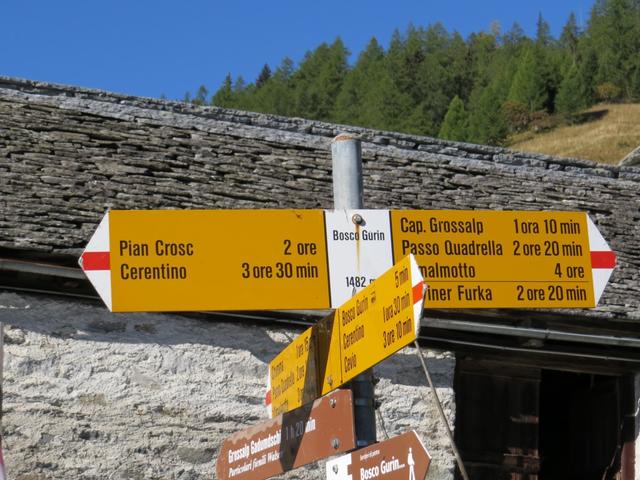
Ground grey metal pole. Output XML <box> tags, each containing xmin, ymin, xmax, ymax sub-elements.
<box><xmin>331</xmin><ymin>133</ymin><xmax>376</xmax><ymax>448</ymax></box>
<box><xmin>331</xmin><ymin>134</ymin><xmax>363</xmax><ymax>209</ymax></box>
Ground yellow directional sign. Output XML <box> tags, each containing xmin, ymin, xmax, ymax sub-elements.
<box><xmin>266</xmin><ymin>326</ymin><xmax>319</xmax><ymax>418</ymax></box>
<box><xmin>390</xmin><ymin>210</ymin><xmax>615</xmax><ymax>308</ymax></box>
<box><xmin>267</xmin><ymin>255</ymin><xmax>425</xmax><ymax>417</ymax></box>
<box><xmin>80</xmin><ymin>209</ymin><xmax>330</xmax><ymax>312</ymax></box>
<box><xmin>80</xmin><ymin>209</ymin><xmax>615</xmax><ymax>311</ymax></box>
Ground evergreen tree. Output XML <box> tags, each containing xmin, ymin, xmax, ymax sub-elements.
<box><xmin>577</xmin><ymin>47</ymin><xmax>598</xmax><ymax>105</ymax></box>
<box><xmin>363</xmin><ymin>66</ymin><xmax>413</xmax><ymax>132</ymax></box>
<box><xmin>334</xmin><ymin>37</ymin><xmax>385</xmax><ymax>126</ymax></box>
<box><xmin>467</xmin><ymin>31</ymin><xmax>499</xmax><ymax>89</ymax></box>
<box><xmin>275</xmin><ymin>57</ymin><xmax>295</xmax><ymax>80</ymax></box>
<box><xmin>536</xmin><ymin>13</ymin><xmax>553</xmax><ymax>46</ymax></box>
<box><xmin>502</xmin><ymin>22</ymin><xmax>526</xmax><ymax>49</ymax></box>
<box><xmin>404</xmin><ymin>23</ymin><xmax>452</xmax><ymax>135</ymax></box>
<box><xmin>467</xmin><ymin>84</ymin><xmax>508</xmax><ymax>145</ymax></box>
<box><xmin>385</xmin><ymin>24</ymin><xmax>428</xmax><ymax>107</ymax></box>
<box><xmin>212</xmin><ymin>74</ymin><xmax>235</xmax><ymax>108</ymax></box>
<box><xmin>291</xmin><ymin>38</ymin><xmax>349</xmax><ymax>120</ymax></box>
<box><xmin>588</xmin><ymin>0</ymin><xmax>639</xmax><ymax>97</ymax></box>
<box><xmin>255</xmin><ymin>64</ymin><xmax>272</xmax><ymax>89</ymax></box>
<box><xmin>252</xmin><ymin>58</ymin><xmax>295</xmax><ymax>116</ymax></box>
<box><xmin>556</xmin><ymin>63</ymin><xmax>586</xmax><ymax>118</ymax></box>
<box><xmin>438</xmin><ymin>95</ymin><xmax>468</xmax><ymax>141</ymax></box>
<box><xmin>193</xmin><ymin>85</ymin><xmax>209</xmax><ymax>105</ymax></box>
<box><xmin>508</xmin><ymin>46</ymin><xmax>548</xmax><ymax>111</ymax></box>
<box><xmin>355</xmin><ymin>35</ymin><xmax>414</xmax><ymax>131</ymax></box>
<box><xmin>232</xmin><ymin>76</ymin><xmax>258</xmax><ymax>111</ymax></box>
<box><xmin>402</xmin><ymin>24</ymin><xmax>426</xmax><ymax>103</ymax></box>
<box><xmin>560</xmin><ymin>12</ymin><xmax>581</xmax><ymax>60</ymax></box>
<box><xmin>631</xmin><ymin>58</ymin><xmax>640</xmax><ymax>100</ymax></box>
<box><xmin>448</xmin><ymin>31</ymin><xmax>474</xmax><ymax>101</ymax></box>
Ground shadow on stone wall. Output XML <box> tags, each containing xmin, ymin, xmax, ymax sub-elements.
<box><xmin>0</xmin><ymin>291</ymin><xmax>452</xmax><ymax>388</ymax></box>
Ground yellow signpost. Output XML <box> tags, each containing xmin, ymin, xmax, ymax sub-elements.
<box><xmin>80</xmin><ymin>209</ymin><xmax>614</xmax><ymax>311</ymax></box>
<box><xmin>84</xmin><ymin>209</ymin><xmax>330</xmax><ymax>311</ymax></box>
<box><xmin>389</xmin><ymin>210</ymin><xmax>607</xmax><ymax>308</ymax></box>
<box><xmin>266</xmin><ymin>326</ymin><xmax>319</xmax><ymax>418</ymax></box>
<box><xmin>267</xmin><ymin>255</ymin><xmax>425</xmax><ymax>417</ymax></box>
<box><xmin>78</xmin><ymin>208</ymin><xmax>617</xmax><ymax>478</ymax></box>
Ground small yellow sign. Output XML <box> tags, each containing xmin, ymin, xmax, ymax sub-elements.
<box><xmin>109</xmin><ymin>210</ymin><xmax>330</xmax><ymax>311</ymax></box>
<box><xmin>267</xmin><ymin>326</ymin><xmax>319</xmax><ymax>418</ymax></box>
<box><xmin>267</xmin><ymin>255</ymin><xmax>424</xmax><ymax>417</ymax></box>
<box><xmin>390</xmin><ymin>210</ymin><xmax>595</xmax><ymax>308</ymax></box>
<box><xmin>319</xmin><ymin>254</ymin><xmax>424</xmax><ymax>395</ymax></box>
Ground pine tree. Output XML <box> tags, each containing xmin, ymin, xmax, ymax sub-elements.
<box><xmin>631</xmin><ymin>58</ymin><xmax>640</xmax><ymax>100</ymax></box>
<box><xmin>403</xmin><ymin>23</ymin><xmax>452</xmax><ymax>135</ymax></box>
<box><xmin>256</xmin><ymin>64</ymin><xmax>272</xmax><ymax>89</ymax></box>
<box><xmin>468</xmin><ymin>84</ymin><xmax>508</xmax><ymax>145</ymax></box>
<box><xmin>252</xmin><ymin>58</ymin><xmax>295</xmax><ymax>116</ymax></box>
<box><xmin>588</xmin><ymin>0</ymin><xmax>639</xmax><ymax>98</ymax></box>
<box><xmin>439</xmin><ymin>95</ymin><xmax>468</xmax><ymax>141</ymax></box>
<box><xmin>502</xmin><ymin>22</ymin><xmax>526</xmax><ymax>49</ymax></box>
<box><xmin>556</xmin><ymin>63</ymin><xmax>586</xmax><ymax>118</ymax></box>
<box><xmin>365</xmin><ymin>70</ymin><xmax>413</xmax><ymax>132</ymax></box>
<box><xmin>536</xmin><ymin>13</ymin><xmax>553</xmax><ymax>46</ymax></box>
<box><xmin>345</xmin><ymin>38</ymin><xmax>414</xmax><ymax>132</ymax></box>
<box><xmin>467</xmin><ymin>31</ymin><xmax>499</xmax><ymax>89</ymax></box>
<box><xmin>448</xmin><ymin>31</ymin><xmax>474</xmax><ymax>101</ymax></box>
<box><xmin>212</xmin><ymin>74</ymin><xmax>235</xmax><ymax>108</ymax></box>
<box><xmin>334</xmin><ymin>37</ymin><xmax>385</xmax><ymax>126</ymax></box>
<box><xmin>275</xmin><ymin>57</ymin><xmax>295</xmax><ymax>81</ymax></box>
<box><xmin>236</xmin><ymin>76</ymin><xmax>257</xmax><ymax>110</ymax></box>
<box><xmin>291</xmin><ymin>38</ymin><xmax>349</xmax><ymax>120</ymax></box>
<box><xmin>193</xmin><ymin>85</ymin><xmax>209</xmax><ymax>105</ymax></box>
<box><xmin>560</xmin><ymin>12</ymin><xmax>581</xmax><ymax>60</ymax></box>
<box><xmin>387</xmin><ymin>25</ymin><xmax>426</xmax><ymax>105</ymax></box>
<box><xmin>577</xmin><ymin>47</ymin><xmax>598</xmax><ymax>106</ymax></box>
<box><xmin>508</xmin><ymin>46</ymin><xmax>548</xmax><ymax>111</ymax></box>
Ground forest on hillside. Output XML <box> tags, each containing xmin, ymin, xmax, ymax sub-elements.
<box><xmin>185</xmin><ymin>0</ymin><xmax>640</xmax><ymax>146</ymax></box>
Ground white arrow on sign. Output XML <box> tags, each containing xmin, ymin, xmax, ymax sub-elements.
<box><xmin>78</xmin><ymin>212</ymin><xmax>112</xmax><ymax>310</ymax></box>
<box><xmin>587</xmin><ymin>216</ymin><xmax>616</xmax><ymax>302</ymax></box>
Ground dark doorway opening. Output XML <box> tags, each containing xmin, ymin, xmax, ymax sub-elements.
<box><xmin>454</xmin><ymin>358</ymin><xmax>628</xmax><ymax>479</ymax></box>
<box><xmin>539</xmin><ymin>370</ymin><xmax>621</xmax><ymax>480</ymax></box>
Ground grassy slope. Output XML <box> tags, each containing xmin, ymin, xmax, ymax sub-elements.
<box><xmin>507</xmin><ymin>103</ymin><xmax>640</xmax><ymax>165</ymax></box>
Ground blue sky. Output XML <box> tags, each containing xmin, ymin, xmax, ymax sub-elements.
<box><xmin>2</xmin><ymin>1</ymin><xmax>595</xmax><ymax>100</ymax></box>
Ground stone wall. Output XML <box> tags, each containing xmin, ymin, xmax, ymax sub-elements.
<box><xmin>0</xmin><ymin>291</ymin><xmax>455</xmax><ymax>479</ymax></box>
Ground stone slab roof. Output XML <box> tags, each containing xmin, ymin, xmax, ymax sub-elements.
<box><xmin>1</xmin><ymin>77</ymin><xmax>638</xmax><ymax>327</ymax></box>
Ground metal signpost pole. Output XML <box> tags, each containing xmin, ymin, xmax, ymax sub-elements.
<box><xmin>331</xmin><ymin>133</ymin><xmax>376</xmax><ymax>447</ymax></box>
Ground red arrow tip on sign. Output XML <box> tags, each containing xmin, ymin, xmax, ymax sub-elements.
<box><xmin>591</xmin><ymin>251</ymin><xmax>617</xmax><ymax>269</ymax></box>
<box><xmin>587</xmin><ymin>216</ymin><xmax>617</xmax><ymax>305</ymax></box>
<box><xmin>412</xmin><ymin>281</ymin><xmax>424</xmax><ymax>304</ymax></box>
<box><xmin>80</xmin><ymin>251</ymin><xmax>111</xmax><ymax>271</ymax></box>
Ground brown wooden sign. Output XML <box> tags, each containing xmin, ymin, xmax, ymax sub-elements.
<box><xmin>326</xmin><ymin>430</ymin><xmax>431</xmax><ymax>480</ymax></box>
<box><xmin>216</xmin><ymin>389</ymin><xmax>356</xmax><ymax>480</ymax></box>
